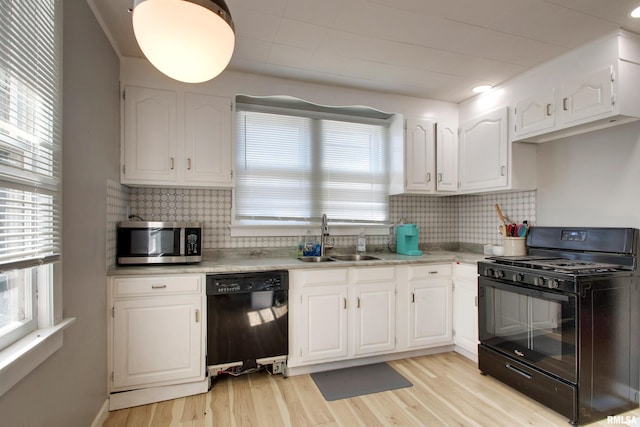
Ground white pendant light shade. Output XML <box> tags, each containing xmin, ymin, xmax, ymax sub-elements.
<box><xmin>132</xmin><ymin>0</ymin><xmax>235</xmax><ymax>83</ymax></box>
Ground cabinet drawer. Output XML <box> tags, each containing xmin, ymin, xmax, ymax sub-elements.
<box><xmin>408</xmin><ymin>264</ymin><xmax>452</xmax><ymax>280</ymax></box>
<box><xmin>292</xmin><ymin>268</ymin><xmax>348</xmax><ymax>286</ymax></box>
<box><xmin>350</xmin><ymin>266</ymin><xmax>396</xmax><ymax>284</ymax></box>
<box><xmin>113</xmin><ymin>275</ymin><xmax>202</xmax><ymax>297</ymax></box>
<box><xmin>454</xmin><ymin>263</ymin><xmax>478</xmax><ymax>281</ymax></box>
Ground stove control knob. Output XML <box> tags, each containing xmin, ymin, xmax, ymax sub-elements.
<box><xmin>513</xmin><ymin>273</ymin><xmax>525</xmax><ymax>282</ymax></box>
<box><xmin>493</xmin><ymin>269</ymin><xmax>504</xmax><ymax>279</ymax></box>
<box><xmin>534</xmin><ymin>277</ymin><xmax>545</xmax><ymax>287</ymax></box>
<box><xmin>547</xmin><ymin>279</ymin><xmax>559</xmax><ymax>289</ymax></box>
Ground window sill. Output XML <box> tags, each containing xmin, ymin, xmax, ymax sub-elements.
<box><xmin>0</xmin><ymin>318</ymin><xmax>75</xmax><ymax>398</ymax></box>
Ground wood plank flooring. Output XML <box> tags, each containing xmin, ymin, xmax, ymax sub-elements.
<box><xmin>103</xmin><ymin>352</ymin><xmax>640</xmax><ymax>426</ymax></box>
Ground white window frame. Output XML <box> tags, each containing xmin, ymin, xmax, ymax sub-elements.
<box><xmin>0</xmin><ymin>0</ymin><xmax>73</xmax><ymax>398</ymax></box>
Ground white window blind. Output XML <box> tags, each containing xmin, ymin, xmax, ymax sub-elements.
<box><xmin>235</xmin><ymin>96</ymin><xmax>390</xmax><ymax>225</ymax></box>
<box><xmin>0</xmin><ymin>0</ymin><xmax>60</xmax><ymax>353</ymax></box>
<box><xmin>0</xmin><ymin>0</ymin><xmax>61</xmax><ymax>272</ymax></box>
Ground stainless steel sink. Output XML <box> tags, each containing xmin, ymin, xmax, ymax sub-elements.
<box><xmin>330</xmin><ymin>254</ymin><xmax>383</xmax><ymax>261</ymax></box>
<box><xmin>297</xmin><ymin>256</ymin><xmax>335</xmax><ymax>263</ymax></box>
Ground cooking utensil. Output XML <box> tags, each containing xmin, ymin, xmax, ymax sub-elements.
<box><xmin>495</xmin><ymin>204</ymin><xmax>508</xmax><ymax>225</ymax></box>
<box><xmin>499</xmin><ymin>224</ymin><xmax>506</xmax><ymax>236</ymax></box>
<box><xmin>517</xmin><ymin>223</ymin><xmax>527</xmax><ymax>237</ymax></box>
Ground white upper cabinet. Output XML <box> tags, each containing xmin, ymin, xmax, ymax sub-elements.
<box><xmin>436</xmin><ymin>124</ymin><xmax>458</xmax><ymax>192</ymax></box>
<box><xmin>389</xmin><ymin>115</ymin><xmax>458</xmax><ymax>195</ymax></box>
<box><xmin>459</xmin><ymin>107</ymin><xmax>536</xmax><ymax>194</ymax></box>
<box><xmin>560</xmin><ymin>66</ymin><xmax>614</xmax><ymax>125</ymax></box>
<box><xmin>122</xmin><ymin>85</ymin><xmax>233</xmax><ymax>188</ymax></box>
<box><xmin>405</xmin><ymin>117</ymin><xmax>436</xmax><ymax>193</ymax></box>
<box><xmin>184</xmin><ymin>93</ymin><xmax>232</xmax><ymax>185</ymax></box>
<box><xmin>122</xmin><ymin>86</ymin><xmax>178</xmax><ymax>184</ymax></box>
<box><xmin>510</xmin><ymin>29</ymin><xmax>640</xmax><ymax>143</ymax></box>
<box><xmin>459</xmin><ymin>107</ymin><xmax>508</xmax><ymax>192</ymax></box>
<box><xmin>514</xmin><ymin>88</ymin><xmax>556</xmax><ymax>137</ymax></box>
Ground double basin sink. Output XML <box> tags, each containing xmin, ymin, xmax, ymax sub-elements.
<box><xmin>298</xmin><ymin>254</ymin><xmax>382</xmax><ymax>263</ymax></box>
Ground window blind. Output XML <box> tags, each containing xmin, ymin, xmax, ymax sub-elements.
<box><xmin>0</xmin><ymin>0</ymin><xmax>61</xmax><ymax>272</ymax></box>
<box><xmin>235</xmin><ymin>97</ymin><xmax>390</xmax><ymax>225</ymax></box>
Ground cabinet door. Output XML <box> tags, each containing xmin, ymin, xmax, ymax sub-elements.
<box><xmin>184</xmin><ymin>93</ymin><xmax>232</xmax><ymax>186</ymax></box>
<box><xmin>561</xmin><ymin>66</ymin><xmax>614</xmax><ymax>125</ymax></box>
<box><xmin>453</xmin><ymin>279</ymin><xmax>478</xmax><ymax>356</ymax></box>
<box><xmin>299</xmin><ymin>285</ymin><xmax>349</xmax><ymax>363</ymax></box>
<box><xmin>409</xmin><ymin>279</ymin><xmax>452</xmax><ymax>347</ymax></box>
<box><xmin>122</xmin><ymin>86</ymin><xmax>178</xmax><ymax>184</ymax></box>
<box><xmin>514</xmin><ymin>89</ymin><xmax>555</xmax><ymax>137</ymax></box>
<box><xmin>351</xmin><ymin>282</ymin><xmax>396</xmax><ymax>356</ymax></box>
<box><xmin>436</xmin><ymin>124</ymin><xmax>458</xmax><ymax>192</ymax></box>
<box><xmin>112</xmin><ymin>294</ymin><xmax>203</xmax><ymax>389</ymax></box>
<box><xmin>459</xmin><ymin>107</ymin><xmax>508</xmax><ymax>192</ymax></box>
<box><xmin>405</xmin><ymin>118</ymin><xmax>436</xmax><ymax>193</ymax></box>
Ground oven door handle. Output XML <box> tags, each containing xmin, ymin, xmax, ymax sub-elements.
<box><xmin>505</xmin><ymin>363</ymin><xmax>532</xmax><ymax>380</ymax></box>
<box><xmin>480</xmin><ymin>278</ymin><xmax>570</xmax><ymax>302</ymax></box>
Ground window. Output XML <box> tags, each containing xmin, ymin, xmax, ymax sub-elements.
<box><xmin>0</xmin><ymin>0</ymin><xmax>61</xmax><ymax>351</ymax></box>
<box><xmin>234</xmin><ymin>96</ymin><xmax>390</xmax><ymax>231</ymax></box>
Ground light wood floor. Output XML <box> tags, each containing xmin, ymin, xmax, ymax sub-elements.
<box><xmin>103</xmin><ymin>352</ymin><xmax>640</xmax><ymax>426</ymax></box>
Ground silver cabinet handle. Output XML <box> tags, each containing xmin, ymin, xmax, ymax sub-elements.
<box><xmin>500</xmin><ymin>165</ymin><xmax>505</xmax><ymax>176</ymax></box>
<box><xmin>546</xmin><ymin>103</ymin><xmax>553</xmax><ymax>116</ymax></box>
<box><xmin>343</xmin><ymin>298</ymin><xmax>347</xmax><ymax>309</ymax></box>
<box><xmin>426</xmin><ymin>172</ymin><xmax>431</xmax><ymax>183</ymax></box>
<box><xmin>187</xmin><ymin>158</ymin><xmax>192</xmax><ymax>170</ymax></box>
<box><xmin>357</xmin><ymin>297</ymin><xmax>361</xmax><ymax>308</ymax></box>
<box><xmin>562</xmin><ymin>98</ymin><xmax>569</xmax><ymax>111</ymax></box>
<box><xmin>411</xmin><ymin>292</ymin><xmax>415</xmax><ymax>303</ymax></box>
<box><xmin>170</xmin><ymin>157</ymin><xmax>175</xmax><ymax>170</ymax></box>
<box><xmin>195</xmin><ymin>309</ymin><xmax>200</xmax><ymax>323</ymax></box>
<box><xmin>151</xmin><ymin>284</ymin><xmax>167</xmax><ymax>289</ymax></box>
<box><xmin>437</xmin><ymin>173</ymin><xmax>443</xmax><ymax>182</ymax></box>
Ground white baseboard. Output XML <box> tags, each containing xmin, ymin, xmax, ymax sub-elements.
<box><xmin>286</xmin><ymin>345</ymin><xmax>455</xmax><ymax>377</ymax></box>
<box><xmin>109</xmin><ymin>379</ymin><xmax>209</xmax><ymax>411</ymax></box>
<box><xmin>90</xmin><ymin>399</ymin><xmax>109</xmax><ymax>427</ymax></box>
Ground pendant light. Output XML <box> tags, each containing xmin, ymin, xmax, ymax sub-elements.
<box><xmin>132</xmin><ymin>0</ymin><xmax>235</xmax><ymax>83</ymax></box>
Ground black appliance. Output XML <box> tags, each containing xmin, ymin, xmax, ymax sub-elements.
<box><xmin>478</xmin><ymin>227</ymin><xmax>639</xmax><ymax>425</ymax></box>
<box><xmin>206</xmin><ymin>270</ymin><xmax>288</xmax><ymax>377</ymax></box>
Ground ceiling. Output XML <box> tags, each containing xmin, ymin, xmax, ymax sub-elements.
<box><xmin>88</xmin><ymin>0</ymin><xmax>640</xmax><ymax>103</ymax></box>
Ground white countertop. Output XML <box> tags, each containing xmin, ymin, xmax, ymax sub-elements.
<box><xmin>108</xmin><ymin>250</ymin><xmax>487</xmax><ymax>276</ymax></box>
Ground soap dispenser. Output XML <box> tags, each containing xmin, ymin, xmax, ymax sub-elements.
<box><xmin>356</xmin><ymin>229</ymin><xmax>366</xmax><ymax>254</ymax></box>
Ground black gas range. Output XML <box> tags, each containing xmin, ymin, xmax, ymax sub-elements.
<box><xmin>477</xmin><ymin>227</ymin><xmax>639</xmax><ymax>425</ymax></box>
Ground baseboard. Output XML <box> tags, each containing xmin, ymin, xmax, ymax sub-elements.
<box><xmin>286</xmin><ymin>345</ymin><xmax>455</xmax><ymax>377</ymax></box>
<box><xmin>454</xmin><ymin>345</ymin><xmax>478</xmax><ymax>363</ymax></box>
<box><xmin>109</xmin><ymin>379</ymin><xmax>209</xmax><ymax>411</ymax></box>
<box><xmin>90</xmin><ymin>399</ymin><xmax>109</xmax><ymax>427</ymax></box>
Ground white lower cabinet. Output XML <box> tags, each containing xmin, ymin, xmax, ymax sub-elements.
<box><xmin>397</xmin><ymin>264</ymin><xmax>453</xmax><ymax>350</ymax></box>
<box><xmin>349</xmin><ymin>267</ymin><xmax>396</xmax><ymax>356</ymax></box>
<box><xmin>453</xmin><ymin>263</ymin><xmax>479</xmax><ymax>358</ymax></box>
<box><xmin>290</xmin><ymin>262</ymin><xmax>472</xmax><ymax>370</ymax></box>
<box><xmin>289</xmin><ymin>266</ymin><xmax>395</xmax><ymax>366</ymax></box>
<box><xmin>108</xmin><ymin>274</ymin><xmax>207</xmax><ymax>410</ymax></box>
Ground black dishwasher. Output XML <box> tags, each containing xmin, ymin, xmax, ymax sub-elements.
<box><xmin>206</xmin><ymin>270</ymin><xmax>288</xmax><ymax>377</ymax></box>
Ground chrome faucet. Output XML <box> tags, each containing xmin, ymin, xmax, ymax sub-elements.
<box><xmin>320</xmin><ymin>213</ymin><xmax>330</xmax><ymax>256</ymax></box>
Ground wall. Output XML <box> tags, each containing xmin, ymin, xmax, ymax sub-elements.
<box><xmin>537</xmin><ymin>121</ymin><xmax>640</xmax><ymax>228</ymax></box>
<box><xmin>122</xmin><ymin>187</ymin><xmax>534</xmax><ymax>257</ymax></box>
<box><xmin>0</xmin><ymin>2</ymin><xmax>120</xmax><ymax>426</ymax></box>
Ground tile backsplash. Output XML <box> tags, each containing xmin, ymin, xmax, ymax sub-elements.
<box><xmin>109</xmin><ymin>186</ymin><xmax>535</xmax><ymax>255</ymax></box>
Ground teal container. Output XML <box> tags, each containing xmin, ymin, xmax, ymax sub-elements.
<box><xmin>396</xmin><ymin>224</ymin><xmax>422</xmax><ymax>255</ymax></box>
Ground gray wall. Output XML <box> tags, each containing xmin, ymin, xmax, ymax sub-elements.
<box><xmin>0</xmin><ymin>1</ymin><xmax>120</xmax><ymax>425</ymax></box>
<box><xmin>536</xmin><ymin>121</ymin><xmax>640</xmax><ymax>228</ymax></box>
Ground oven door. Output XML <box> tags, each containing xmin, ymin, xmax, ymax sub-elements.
<box><xmin>478</xmin><ymin>277</ymin><xmax>577</xmax><ymax>383</ymax></box>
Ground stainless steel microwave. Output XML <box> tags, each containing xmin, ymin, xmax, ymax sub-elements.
<box><xmin>117</xmin><ymin>221</ymin><xmax>202</xmax><ymax>265</ymax></box>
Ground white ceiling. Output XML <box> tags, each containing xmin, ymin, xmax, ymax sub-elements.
<box><xmin>88</xmin><ymin>0</ymin><xmax>640</xmax><ymax>103</ymax></box>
